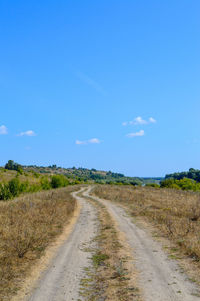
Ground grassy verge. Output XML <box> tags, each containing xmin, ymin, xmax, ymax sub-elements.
<box><xmin>0</xmin><ymin>186</ymin><xmax>79</xmax><ymax>301</ymax></box>
<box><xmin>93</xmin><ymin>185</ymin><xmax>200</xmax><ymax>282</ymax></box>
<box><xmin>80</xmin><ymin>191</ymin><xmax>141</xmax><ymax>301</ymax></box>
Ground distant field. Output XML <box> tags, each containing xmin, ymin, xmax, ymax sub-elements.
<box><xmin>0</xmin><ymin>168</ymin><xmax>42</xmax><ymax>184</ymax></box>
<box><xmin>93</xmin><ymin>185</ymin><xmax>200</xmax><ymax>262</ymax></box>
<box><xmin>0</xmin><ymin>186</ymin><xmax>78</xmax><ymax>301</ymax></box>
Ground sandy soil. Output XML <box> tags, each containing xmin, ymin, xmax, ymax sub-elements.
<box><xmin>26</xmin><ymin>189</ymin><xmax>98</xmax><ymax>301</ymax></box>
<box><xmin>89</xmin><ymin>189</ymin><xmax>200</xmax><ymax>301</ymax></box>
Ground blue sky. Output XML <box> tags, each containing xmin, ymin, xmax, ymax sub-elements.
<box><xmin>0</xmin><ymin>0</ymin><xmax>200</xmax><ymax>177</ymax></box>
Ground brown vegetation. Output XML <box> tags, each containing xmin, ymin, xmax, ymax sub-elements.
<box><xmin>93</xmin><ymin>185</ymin><xmax>200</xmax><ymax>263</ymax></box>
<box><xmin>0</xmin><ymin>186</ymin><xmax>78</xmax><ymax>301</ymax></box>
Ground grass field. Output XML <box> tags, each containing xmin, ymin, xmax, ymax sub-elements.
<box><xmin>0</xmin><ymin>186</ymin><xmax>78</xmax><ymax>301</ymax></box>
<box><xmin>0</xmin><ymin>168</ymin><xmax>42</xmax><ymax>185</ymax></box>
<box><xmin>93</xmin><ymin>185</ymin><xmax>200</xmax><ymax>263</ymax></box>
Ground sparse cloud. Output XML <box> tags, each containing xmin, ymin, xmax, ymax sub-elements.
<box><xmin>122</xmin><ymin>116</ymin><xmax>157</xmax><ymax>126</ymax></box>
<box><xmin>149</xmin><ymin>117</ymin><xmax>156</xmax><ymax>123</ymax></box>
<box><xmin>133</xmin><ymin>116</ymin><xmax>147</xmax><ymax>125</ymax></box>
<box><xmin>17</xmin><ymin>130</ymin><xmax>36</xmax><ymax>137</ymax></box>
<box><xmin>126</xmin><ymin>130</ymin><xmax>145</xmax><ymax>138</ymax></box>
<box><xmin>88</xmin><ymin>138</ymin><xmax>100</xmax><ymax>144</ymax></box>
<box><xmin>76</xmin><ymin>138</ymin><xmax>101</xmax><ymax>145</ymax></box>
<box><xmin>0</xmin><ymin>125</ymin><xmax>8</xmax><ymax>135</ymax></box>
<box><xmin>76</xmin><ymin>71</ymin><xmax>107</xmax><ymax>96</ymax></box>
<box><xmin>76</xmin><ymin>140</ymin><xmax>87</xmax><ymax>145</ymax></box>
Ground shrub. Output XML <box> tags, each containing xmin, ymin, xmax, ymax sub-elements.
<box><xmin>50</xmin><ymin>175</ymin><xmax>69</xmax><ymax>188</ymax></box>
<box><xmin>161</xmin><ymin>177</ymin><xmax>200</xmax><ymax>192</ymax></box>
<box><xmin>0</xmin><ymin>183</ymin><xmax>11</xmax><ymax>200</ymax></box>
<box><xmin>8</xmin><ymin>178</ymin><xmax>21</xmax><ymax>197</ymax></box>
<box><xmin>40</xmin><ymin>176</ymin><xmax>51</xmax><ymax>190</ymax></box>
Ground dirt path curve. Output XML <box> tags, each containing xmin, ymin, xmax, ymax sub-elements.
<box><xmin>88</xmin><ymin>188</ymin><xmax>200</xmax><ymax>301</ymax></box>
<box><xmin>28</xmin><ymin>188</ymin><xmax>98</xmax><ymax>301</ymax></box>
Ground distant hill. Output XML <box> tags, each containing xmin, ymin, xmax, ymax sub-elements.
<box><xmin>1</xmin><ymin>160</ymin><xmax>163</xmax><ymax>186</ymax></box>
<box><xmin>22</xmin><ymin>165</ymin><xmax>143</xmax><ymax>185</ymax></box>
<box><xmin>165</xmin><ymin>168</ymin><xmax>200</xmax><ymax>182</ymax></box>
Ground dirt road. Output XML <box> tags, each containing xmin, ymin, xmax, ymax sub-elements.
<box><xmin>26</xmin><ymin>186</ymin><xmax>200</xmax><ymax>301</ymax></box>
<box><xmin>27</xmin><ymin>189</ymin><xmax>98</xmax><ymax>301</ymax></box>
<box><xmin>88</xmin><ymin>188</ymin><xmax>200</xmax><ymax>301</ymax></box>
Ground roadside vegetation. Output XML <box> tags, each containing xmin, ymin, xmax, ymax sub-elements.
<box><xmin>0</xmin><ymin>173</ymin><xmax>72</xmax><ymax>200</ymax></box>
<box><xmin>0</xmin><ymin>186</ymin><xmax>78</xmax><ymax>301</ymax></box>
<box><xmin>0</xmin><ymin>161</ymin><xmax>82</xmax><ymax>201</ymax></box>
<box><xmin>93</xmin><ymin>185</ymin><xmax>200</xmax><ymax>269</ymax></box>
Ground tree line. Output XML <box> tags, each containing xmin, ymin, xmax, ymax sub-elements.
<box><xmin>165</xmin><ymin>168</ymin><xmax>200</xmax><ymax>182</ymax></box>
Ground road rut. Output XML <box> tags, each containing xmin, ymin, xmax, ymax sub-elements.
<box><xmin>89</xmin><ymin>189</ymin><xmax>200</xmax><ymax>301</ymax></box>
<box><xmin>27</xmin><ymin>189</ymin><xmax>98</xmax><ymax>301</ymax></box>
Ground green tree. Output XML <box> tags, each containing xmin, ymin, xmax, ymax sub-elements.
<box><xmin>5</xmin><ymin>160</ymin><xmax>23</xmax><ymax>173</ymax></box>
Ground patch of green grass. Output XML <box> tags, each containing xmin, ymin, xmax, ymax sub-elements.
<box><xmin>92</xmin><ymin>252</ymin><xmax>109</xmax><ymax>266</ymax></box>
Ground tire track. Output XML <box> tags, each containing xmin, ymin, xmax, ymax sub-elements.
<box><xmin>89</xmin><ymin>189</ymin><xmax>200</xmax><ymax>301</ymax></box>
<box><xmin>27</xmin><ymin>189</ymin><xmax>98</xmax><ymax>301</ymax></box>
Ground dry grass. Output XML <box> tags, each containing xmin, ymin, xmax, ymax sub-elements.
<box><xmin>0</xmin><ymin>169</ymin><xmax>41</xmax><ymax>185</ymax></box>
<box><xmin>0</xmin><ymin>186</ymin><xmax>78</xmax><ymax>301</ymax></box>
<box><xmin>93</xmin><ymin>185</ymin><xmax>200</xmax><ymax>262</ymax></box>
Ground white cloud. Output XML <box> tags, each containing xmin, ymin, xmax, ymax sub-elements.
<box><xmin>76</xmin><ymin>138</ymin><xmax>101</xmax><ymax>145</ymax></box>
<box><xmin>133</xmin><ymin>116</ymin><xmax>147</xmax><ymax>125</ymax></box>
<box><xmin>123</xmin><ymin>116</ymin><xmax>156</xmax><ymax>126</ymax></box>
<box><xmin>0</xmin><ymin>125</ymin><xmax>8</xmax><ymax>135</ymax></box>
<box><xmin>88</xmin><ymin>138</ymin><xmax>100</xmax><ymax>144</ymax></box>
<box><xmin>17</xmin><ymin>130</ymin><xmax>36</xmax><ymax>137</ymax></box>
<box><xmin>76</xmin><ymin>140</ymin><xmax>87</xmax><ymax>145</ymax></box>
<box><xmin>126</xmin><ymin>130</ymin><xmax>145</xmax><ymax>138</ymax></box>
<box><xmin>149</xmin><ymin>117</ymin><xmax>156</xmax><ymax>123</ymax></box>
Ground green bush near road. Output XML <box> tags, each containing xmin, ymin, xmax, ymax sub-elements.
<box><xmin>0</xmin><ymin>174</ymin><xmax>71</xmax><ymax>201</ymax></box>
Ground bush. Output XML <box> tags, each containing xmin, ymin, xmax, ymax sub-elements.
<box><xmin>161</xmin><ymin>177</ymin><xmax>200</xmax><ymax>192</ymax></box>
<box><xmin>0</xmin><ymin>178</ymin><xmax>40</xmax><ymax>201</ymax></box>
<box><xmin>0</xmin><ymin>183</ymin><xmax>12</xmax><ymax>200</ymax></box>
<box><xmin>8</xmin><ymin>178</ymin><xmax>21</xmax><ymax>197</ymax></box>
<box><xmin>50</xmin><ymin>175</ymin><xmax>69</xmax><ymax>189</ymax></box>
<box><xmin>0</xmin><ymin>172</ymin><xmax>70</xmax><ymax>201</ymax></box>
<box><xmin>40</xmin><ymin>176</ymin><xmax>51</xmax><ymax>190</ymax></box>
